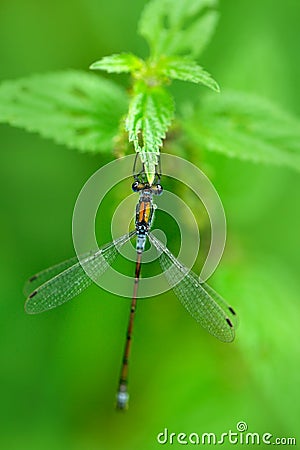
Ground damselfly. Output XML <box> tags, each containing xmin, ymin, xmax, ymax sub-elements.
<box><xmin>24</xmin><ymin>167</ymin><xmax>237</xmax><ymax>410</ymax></box>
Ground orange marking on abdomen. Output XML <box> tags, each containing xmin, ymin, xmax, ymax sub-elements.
<box><xmin>138</xmin><ymin>201</ymin><xmax>151</xmax><ymax>224</ymax></box>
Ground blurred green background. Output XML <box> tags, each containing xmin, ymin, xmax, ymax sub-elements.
<box><xmin>0</xmin><ymin>0</ymin><xmax>299</xmax><ymax>449</ymax></box>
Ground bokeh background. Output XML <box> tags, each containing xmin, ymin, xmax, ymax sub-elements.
<box><xmin>0</xmin><ymin>0</ymin><xmax>299</xmax><ymax>449</ymax></box>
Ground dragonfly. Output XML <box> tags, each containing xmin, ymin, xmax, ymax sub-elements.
<box><xmin>24</xmin><ymin>165</ymin><xmax>237</xmax><ymax>410</ymax></box>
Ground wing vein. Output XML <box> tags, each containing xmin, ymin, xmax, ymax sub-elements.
<box><xmin>149</xmin><ymin>233</ymin><xmax>236</xmax><ymax>342</ymax></box>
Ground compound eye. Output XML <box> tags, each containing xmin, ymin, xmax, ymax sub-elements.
<box><xmin>156</xmin><ymin>184</ymin><xmax>163</xmax><ymax>195</ymax></box>
<box><xmin>132</xmin><ymin>181</ymin><xmax>139</xmax><ymax>192</ymax></box>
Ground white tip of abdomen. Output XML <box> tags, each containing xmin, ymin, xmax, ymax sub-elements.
<box><xmin>116</xmin><ymin>391</ymin><xmax>129</xmax><ymax>410</ymax></box>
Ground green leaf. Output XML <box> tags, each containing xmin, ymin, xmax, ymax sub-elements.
<box><xmin>125</xmin><ymin>82</ymin><xmax>174</xmax><ymax>183</ymax></box>
<box><xmin>90</xmin><ymin>53</ymin><xmax>143</xmax><ymax>73</ymax></box>
<box><xmin>138</xmin><ymin>0</ymin><xmax>219</xmax><ymax>59</ymax></box>
<box><xmin>0</xmin><ymin>70</ymin><xmax>128</xmax><ymax>153</ymax></box>
<box><xmin>182</xmin><ymin>91</ymin><xmax>300</xmax><ymax>172</ymax></box>
<box><xmin>159</xmin><ymin>57</ymin><xmax>220</xmax><ymax>92</ymax></box>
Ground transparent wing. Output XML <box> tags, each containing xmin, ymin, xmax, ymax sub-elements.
<box><xmin>201</xmin><ymin>282</ymin><xmax>238</xmax><ymax>329</ymax></box>
<box><xmin>149</xmin><ymin>233</ymin><xmax>237</xmax><ymax>343</ymax></box>
<box><xmin>24</xmin><ymin>253</ymin><xmax>91</xmax><ymax>297</ymax></box>
<box><xmin>25</xmin><ymin>232</ymin><xmax>135</xmax><ymax>314</ymax></box>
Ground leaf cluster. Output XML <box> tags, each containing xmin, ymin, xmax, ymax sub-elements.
<box><xmin>89</xmin><ymin>0</ymin><xmax>219</xmax><ymax>181</ymax></box>
<box><xmin>0</xmin><ymin>0</ymin><xmax>299</xmax><ymax>180</ymax></box>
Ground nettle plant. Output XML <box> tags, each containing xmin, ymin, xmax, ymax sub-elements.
<box><xmin>0</xmin><ymin>0</ymin><xmax>300</xmax><ymax>182</ymax></box>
